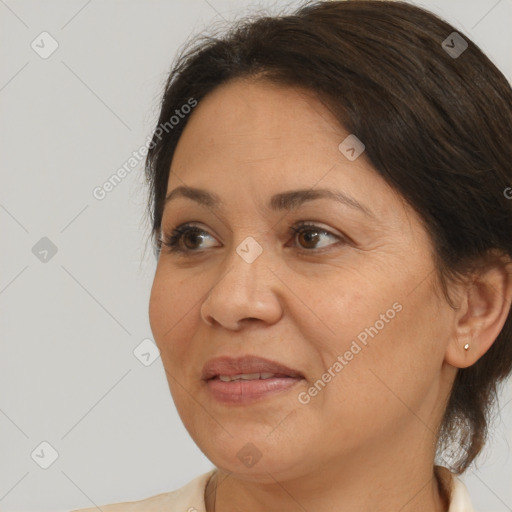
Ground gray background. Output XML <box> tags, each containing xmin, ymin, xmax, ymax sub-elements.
<box><xmin>1</xmin><ymin>0</ymin><xmax>511</xmax><ymax>511</ymax></box>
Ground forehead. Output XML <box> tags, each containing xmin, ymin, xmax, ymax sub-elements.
<box><xmin>166</xmin><ymin>78</ymin><xmax>410</xmax><ymax>228</ymax></box>
<box><xmin>170</xmin><ymin>78</ymin><xmax>362</xmax><ymax>185</ymax></box>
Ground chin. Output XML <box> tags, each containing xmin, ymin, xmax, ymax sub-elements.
<box><xmin>193</xmin><ymin>430</ymin><xmax>307</xmax><ymax>481</ymax></box>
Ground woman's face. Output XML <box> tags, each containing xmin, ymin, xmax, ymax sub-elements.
<box><xmin>149</xmin><ymin>78</ymin><xmax>457</xmax><ymax>481</ymax></box>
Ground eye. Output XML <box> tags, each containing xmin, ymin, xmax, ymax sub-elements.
<box><xmin>288</xmin><ymin>222</ymin><xmax>345</xmax><ymax>252</ymax></box>
<box><xmin>159</xmin><ymin>221</ymin><xmax>345</xmax><ymax>255</ymax></box>
<box><xmin>159</xmin><ymin>223</ymin><xmax>219</xmax><ymax>254</ymax></box>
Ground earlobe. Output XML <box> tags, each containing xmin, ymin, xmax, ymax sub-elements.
<box><xmin>444</xmin><ymin>261</ymin><xmax>512</xmax><ymax>369</ymax></box>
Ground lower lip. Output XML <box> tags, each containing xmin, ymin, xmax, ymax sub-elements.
<box><xmin>205</xmin><ymin>377</ymin><xmax>303</xmax><ymax>404</ymax></box>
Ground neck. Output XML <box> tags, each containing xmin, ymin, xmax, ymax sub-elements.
<box><xmin>205</xmin><ymin>459</ymin><xmax>449</xmax><ymax>512</ymax></box>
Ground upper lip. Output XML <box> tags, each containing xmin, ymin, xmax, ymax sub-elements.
<box><xmin>201</xmin><ymin>355</ymin><xmax>304</xmax><ymax>381</ymax></box>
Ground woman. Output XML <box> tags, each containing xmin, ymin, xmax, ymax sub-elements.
<box><xmin>73</xmin><ymin>0</ymin><xmax>512</xmax><ymax>510</ymax></box>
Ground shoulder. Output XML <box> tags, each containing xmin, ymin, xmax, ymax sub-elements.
<box><xmin>434</xmin><ymin>465</ymin><xmax>476</xmax><ymax>512</ymax></box>
<box><xmin>69</xmin><ymin>469</ymin><xmax>215</xmax><ymax>512</ymax></box>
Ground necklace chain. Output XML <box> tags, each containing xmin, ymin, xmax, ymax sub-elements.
<box><xmin>213</xmin><ymin>471</ymin><xmax>217</xmax><ymax>512</ymax></box>
<box><xmin>207</xmin><ymin>470</ymin><xmax>217</xmax><ymax>512</ymax></box>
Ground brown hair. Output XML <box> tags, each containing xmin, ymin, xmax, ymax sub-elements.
<box><xmin>144</xmin><ymin>0</ymin><xmax>512</xmax><ymax>474</ymax></box>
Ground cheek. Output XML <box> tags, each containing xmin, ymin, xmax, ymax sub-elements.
<box><xmin>337</xmin><ymin>285</ymin><xmax>447</xmax><ymax>411</ymax></box>
<box><xmin>289</xmin><ymin>269</ymin><xmax>396</xmax><ymax>360</ymax></box>
<box><xmin>307</xmin><ymin>272</ymin><xmax>443</xmax><ymax>400</ymax></box>
<box><xmin>148</xmin><ymin>270</ymin><xmax>168</xmax><ymax>344</ymax></box>
<box><xmin>148</xmin><ymin>269</ymin><xmax>196</xmax><ymax>359</ymax></box>
<box><xmin>149</xmin><ymin>274</ymin><xmax>204</xmax><ymax>417</ymax></box>
<box><xmin>308</xmin><ymin>301</ymin><xmax>440</xmax><ymax>449</ymax></box>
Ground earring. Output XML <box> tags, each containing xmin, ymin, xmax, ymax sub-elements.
<box><xmin>463</xmin><ymin>343</ymin><xmax>469</xmax><ymax>351</ymax></box>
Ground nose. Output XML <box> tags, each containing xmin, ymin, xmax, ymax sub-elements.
<box><xmin>200</xmin><ymin>239</ymin><xmax>283</xmax><ymax>330</ymax></box>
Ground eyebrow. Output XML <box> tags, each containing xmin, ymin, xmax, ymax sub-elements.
<box><xmin>164</xmin><ymin>186</ymin><xmax>375</xmax><ymax>218</ymax></box>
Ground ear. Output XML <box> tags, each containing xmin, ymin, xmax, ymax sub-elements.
<box><xmin>444</xmin><ymin>258</ymin><xmax>512</xmax><ymax>369</ymax></box>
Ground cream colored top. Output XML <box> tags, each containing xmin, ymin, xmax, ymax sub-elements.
<box><xmin>70</xmin><ymin>465</ymin><xmax>475</xmax><ymax>512</ymax></box>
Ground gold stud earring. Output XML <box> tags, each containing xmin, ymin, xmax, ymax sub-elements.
<box><xmin>463</xmin><ymin>343</ymin><xmax>469</xmax><ymax>351</ymax></box>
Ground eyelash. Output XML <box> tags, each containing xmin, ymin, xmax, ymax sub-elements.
<box><xmin>159</xmin><ymin>221</ymin><xmax>346</xmax><ymax>256</ymax></box>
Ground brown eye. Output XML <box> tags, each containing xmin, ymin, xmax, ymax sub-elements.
<box><xmin>182</xmin><ymin>229</ymin><xmax>207</xmax><ymax>250</ymax></box>
<box><xmin>160</xmin><ymin>223</ymin><xmax>218</xmax><ymax>254</ymax></box>
<box><xmin>290</xmin><ymin>222</ymin><xmax>344</xmax><ymax>252</ymax></box>
<box><xmin>160</xmin><ymin>221</ymin><xmax>345</xmax><ymax>256</ymax></box>
<box><xmin>297</xmin><ymin>228</ymin><xmax>321</xmax><ymax>249</ymax></box>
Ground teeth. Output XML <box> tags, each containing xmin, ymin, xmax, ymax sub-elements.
<box><xmin>218</xmin><ymin>372</ymin><xmax>276</xmax><ymax>382</ymax></box>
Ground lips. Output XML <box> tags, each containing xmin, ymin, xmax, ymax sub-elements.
<box><xmin>201</xmin><ymin>355</ymin><xmax>304</xmax><ymax>382</ymax></box>
<box><xmin>202</xmin><ymin>355</ymin><xmax>305</xmax><ymax>405</ymax></box>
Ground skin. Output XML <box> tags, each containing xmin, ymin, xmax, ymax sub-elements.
<box><xmin>148</xmin><ymin>77</ymin><xmax>512</xmax><ymax>512</ymax></box>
